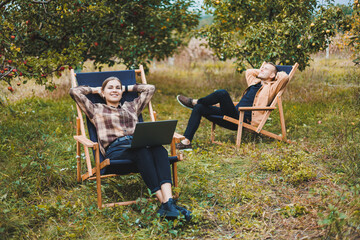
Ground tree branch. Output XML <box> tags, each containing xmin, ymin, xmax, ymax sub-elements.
<box><xmin>0</xmin><ymin>66</ymin><xmax>14</xmax><ymax>81</ymax></box>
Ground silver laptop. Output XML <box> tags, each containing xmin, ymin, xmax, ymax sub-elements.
<box><xmin>131</xmin><ymin>120</ymin><xmax>177</xmax><ymax>148</ymax></box>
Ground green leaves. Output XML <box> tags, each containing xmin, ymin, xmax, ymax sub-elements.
<box><xmin>199</xmin><ymin>0</ymin><xmax>346</xmax><ymax>70</ymax></box>
<box><xmin>0</xmin><ymin>0</ymin><xmax>200</xmax><ymax>87</ymax></box>
<box><xmin>350</xmin><ymin>0</ymin><xmax>360</xmax><ymax>64</ymax></box>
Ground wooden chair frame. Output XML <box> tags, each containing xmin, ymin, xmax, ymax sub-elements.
<box><xmin>210</xmin><ymin>63</ymin><xmax>299</xmax><ymax>148</ymax></box>
<box><xmin>70</xmin><ymin>65</ymin><xmax>185</xmax><ymax>208</ymax></box>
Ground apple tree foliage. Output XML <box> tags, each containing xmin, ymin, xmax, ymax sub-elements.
<box><xmin>350</xmin><ymin>0</ymin><xmax>360</xmax><ymax>64</ymax></box>
<box><xmin>0</xmin><ymin>0</ymin><xmax>199</xmax><ymax>89</ymax></box>
<box><xmin>199</xmin><ymin>0</ymin><xmax>346</xmax><ymax>71</ymax></box>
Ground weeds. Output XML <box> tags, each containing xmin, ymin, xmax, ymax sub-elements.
<box><xmin>0</xmin><ymin>56</ymin><xmax>360</xmax><ymax>239</ymax></box>
<box><xmin>258</xmin><ymin>145</ymin><xmax>317</xmax><ymax>185</ymax></box>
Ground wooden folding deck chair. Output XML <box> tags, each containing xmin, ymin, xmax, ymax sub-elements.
<box><xmin>207</xmin><ymin>63</ymin><xmax>299</xmax><ymax>148</ymax></box>
<box><xmin>70</xmin><ymin>65</ymin><xmax>184</xmax><ymax>209</ymax></box>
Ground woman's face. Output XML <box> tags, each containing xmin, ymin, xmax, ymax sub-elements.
<box><xmin>102</xmin><ymin>80</ymin><xmax>123</xmax><ymax>106</ymax></box>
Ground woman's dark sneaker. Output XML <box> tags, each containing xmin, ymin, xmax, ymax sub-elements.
<box><xmin>174</xmin><ymin>205</ymin><xmax>192</xmax><ymax>222</ymax></box>
<box><xmin>157</xmin><ymin>198</ymin><xmax>180</xmax><ymax>218</ymax></box>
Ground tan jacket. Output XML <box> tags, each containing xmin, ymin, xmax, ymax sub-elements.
<box><xmin>244</xmin><ymin>69</ymin><xmax>289</xmax><ymax>126</ymax></box>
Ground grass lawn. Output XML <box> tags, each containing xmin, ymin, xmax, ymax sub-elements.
<box><xmin>0</xmin><ymin>55</ymin><xmax>359</xmax><ymax>239</ymax></box>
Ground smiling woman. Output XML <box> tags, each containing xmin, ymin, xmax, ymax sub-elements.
<box><xmin>69</xmin><ymin>77</ymin><xmax>192</xmax><ymax>220</ymax></box>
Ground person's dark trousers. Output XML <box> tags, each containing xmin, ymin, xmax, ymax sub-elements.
<box><xmin>105</xmin><ymin>137</ymin><xmax>172</xmax><ymax>193</ymax></box>
<box><xmin>184</xmin><ymin>89</ymin><xmax>239</xmax><ymax>141</ymax></box>
<box><xmin>183</xmin><ymin>84</ymin><xmax>262</xmax><ymax>142</ymax></box>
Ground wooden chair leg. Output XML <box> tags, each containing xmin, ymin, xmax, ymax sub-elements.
<box><xmin>170</xmin><ymin>137</ymin><xmax>179</xmax><ymax>198</ymax></box>
<box><xmin>277</xmin><ymin>96</ymin><xmax>287</xmax><ymax>142</ymax></box>
<box><xmin>172</xmin><ymin>162</ymin><xmax>178</xmax><ymax>188</ymax></box>
<box><xmin>236</xmin><ymin>111</ymin><xmax>245</xmax><ymax>148</ymax></box>
<box><xmin>211</xmin><ymin>122</ymin><xmax>216</xmax><ymax>143</ymax></box>
<box><xmin>76</xmin><ymin>118</ymin><xmax>81</xmax><ymax>182</ymax></box>
<box><xmin>171</xmin><ymin>137</ymin><xmax>178</xmax><ymax>188</ymax></box>
<box><xmin>76</xmin><ymin>152</ymin><xmax>81</xmax><ymax>183</ymax></box>
<box><xmin>94</xmin><ymin>145</ymin><xmax>102</xmax><ymax>209</ymax></box>
<box><xmin>170</xmin><ymin>138</ymin><xmax>176</xmax><ymax>156</ymax></box>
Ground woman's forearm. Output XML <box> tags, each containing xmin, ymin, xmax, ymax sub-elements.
<box><xmin>122</xmin><ymin>85</ymin><xmax>135</xmax><ymax>92</ymax></box>
<box><xmin>121</xmin><ymin>84</ymin><xmax>155</xmax><ymax>95</ymax></box>
<box><xmin>133</xmin><ymin>84</ymin><xmax>156</xmax><ymax>115</ymax></box>
<box><xmin>90</xmin><ymin>87</ymin><xmax>102</xmax><ymax>94</ymax></box>
<box><xmin>69</xmin><ymin>86</ymin><xmax>96</xmax><ymax>119</ymax></box>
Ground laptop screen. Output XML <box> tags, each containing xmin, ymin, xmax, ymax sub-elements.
<box><xmin>131</xmin><ymin>120</ymin><xmax>177</xmax><ymax>148</ymax></box>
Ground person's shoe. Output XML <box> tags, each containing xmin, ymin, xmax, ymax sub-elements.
<box><xmin>177</xmin><ymin>95</ymin><xmax>194</xmax><ymax>109</ymax></box>
<box><xmin>176</xmin><ymin>141</ymin><xmax>192</xmax><ymax>151</ymax></box>
<box><xmin>157</xmin><ymin>198</ymin><xmax>180</xmax><ymax>218</ymax></box>
<box><xmin>175</xmin><ymin>205</ymin><xmax>192</xmax><ymax>222</ymax></box>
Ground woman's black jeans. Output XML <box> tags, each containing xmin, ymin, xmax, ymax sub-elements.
<box><xmin>105</xmin><ymin>136</ymin><xmax>172</xmax><ymax>194</ymax></box>
<box><xmin>183</xmin><ymin>87</ymin><xmax>259</xmax><ymax>141</ymax></box>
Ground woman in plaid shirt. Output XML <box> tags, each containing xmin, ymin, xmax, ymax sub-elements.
<box><xmin>70</xmin><ymin>77</ymin><xmax>191</xmax><ymax>220</ymax></box>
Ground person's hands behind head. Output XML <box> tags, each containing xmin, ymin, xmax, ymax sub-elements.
<box><xmin>91</xmin><ymin>87</ymin><xmax>102</xmax><ymax>95</ymax></box>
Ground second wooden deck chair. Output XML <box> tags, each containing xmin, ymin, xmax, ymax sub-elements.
<box><xmin>70</xmin><ymin>65</ymin><xmax>184</xmax><ymax>209</ymax></box>
<box><xmin>207</xmin><ymin>63</ymin><xmax>299</xmax><ymax>148</ymax></box>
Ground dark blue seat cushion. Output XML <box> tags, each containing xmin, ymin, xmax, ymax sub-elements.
<box><xmin>276</xmin><ymin>65</ymin><xmax>292</xmax><ymax>75</ymax></box>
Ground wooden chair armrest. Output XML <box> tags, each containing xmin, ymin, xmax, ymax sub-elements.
<box><xmin>223</xmin><ymin>115</ymin><xmax>239</xmax><ymax>124</ymax></box>
<box><xmin>74</xmin><ymin>135</ymin><xmax>97</xmax><ymax>148</ymax></box>
<box><xmin>238</xmin><ymin>106</ymin><xmax>276</xmax><ymax>111</ymax></box>
<box><xmin>170</xmin><ymin>133</ymin><xmax>184</xmax><ymax>157</ymax></box>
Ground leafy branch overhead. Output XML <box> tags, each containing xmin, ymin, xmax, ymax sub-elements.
<box><xmin>350</xmin><ymin>0</ymin><xmax>360</xmax><ymax>64</ymax></box>
<box><xmin>0</xmin><ymin>0</ymin><xmax>200</xmax><ymax>88</ymax></box>
<box><xmin>199</xmin><ymin>0</ymin><xmax>351</xmax><ymax>71</ymax></box>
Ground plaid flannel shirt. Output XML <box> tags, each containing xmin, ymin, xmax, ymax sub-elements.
<box><xmin>70</xmin><ymin>84</ymin><xmax>155</xmax><ymax>156</ymax></box>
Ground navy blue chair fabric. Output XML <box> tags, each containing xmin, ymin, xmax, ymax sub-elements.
<box><xmin>75</xmin><ymin>70</ymin><xmax>178</xmax><ymax>175</ymax></box>
<box><xmin>276</xmin><ymin>65</ymin><xmax>292</xmax><ymax>75</ymax></box>
<box><xmin>206</xmin><ymin>65</ymin><xmax>293</xmax><ymax>131</ymax></box>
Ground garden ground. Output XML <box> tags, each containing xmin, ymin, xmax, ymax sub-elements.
<box><xmin>0</xmin><ymin>54</ymin><xmax>359</xmax><ymax>239</ymax></box>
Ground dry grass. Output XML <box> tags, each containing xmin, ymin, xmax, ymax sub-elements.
<box><xmin>1</xmin><ymin>39</ymin><xmax>360</xmax><ymax>239</ymax></box>
<box><xmin>0</xmin><ymin>61</ymin><xmax>128</xmax><ymax>104</ymax></box>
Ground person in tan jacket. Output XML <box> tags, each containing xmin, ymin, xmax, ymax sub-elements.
<box><xmin>176</xmin><ymin>62</ymin><xmax>289</xmax><ymax>150</ymax></box>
